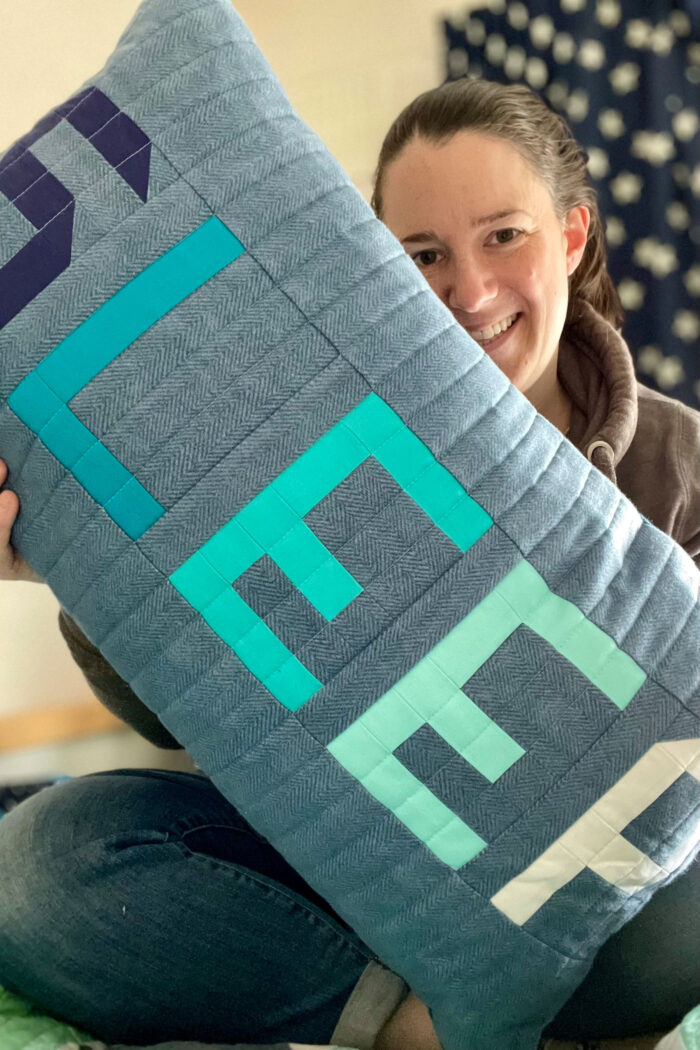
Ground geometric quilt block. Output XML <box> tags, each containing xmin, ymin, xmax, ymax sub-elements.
<box><xmin>2</xmin><ymin>4</ymin><xmax>699</xmax><ymax>1047</ymax></box>
<box><xmin>0</xmin><ymin>86</ymin><xmax>151</xmax><ymax>330</ymax></box>
<box><xmin>329</xmin><ymin>558</ymin><xmax>647</xmax><ymax>870</ymax></box>
<box><xmin>8</xmin><ymin>216</ymin><xmax>244</xmax><ymax>539</ymax></box>
<box><xmin>170</xmin><ymin>392</ymin><xmax>494</xmax><ymax>709</ymax></box>
<box><xmin>491</xmin><ymin>738</ymin><xmax>700</xmax><ymax>924</ymax></box>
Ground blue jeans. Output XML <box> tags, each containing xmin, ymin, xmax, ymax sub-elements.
<box><xmin>0</xmin><ymin>768</ymin><xmax>698</xmax><ymax>1044</ymax></box>
<box><xmin>0</xmin><ymin>769</ymin><xmax>373</xmax><ymax>1045</ymax></box>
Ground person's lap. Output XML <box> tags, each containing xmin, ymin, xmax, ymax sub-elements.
<box><xmin>0</xmin><ymin>769</ymin><xmax>373</xmax><ymax>1046</ymax></box>
<box><xmin>0</xmin><ymin>769</ymin><xmax>697</xmax><ymax>1045</ymax></box>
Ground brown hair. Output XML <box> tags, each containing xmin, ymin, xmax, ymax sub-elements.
<box><xmin>372</xmin><ymin>78</ymin><xmax>623</xmax><ymax>329</ymax></box>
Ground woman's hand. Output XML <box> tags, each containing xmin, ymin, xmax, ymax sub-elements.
<box><xmin>0</xmin><ymin>459</ymin><xmax>42</xmax><ymax>583</ymax></box>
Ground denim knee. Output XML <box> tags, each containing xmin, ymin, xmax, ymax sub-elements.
<box><xmin>0</xmin><ymin>778</ymin><xmax>104</xmax><ymax>988</ymax></box>
<box><xmin>0</xmin><ymin>771</ymin><xmax>372</xmax><ymax>1045</ymax></box>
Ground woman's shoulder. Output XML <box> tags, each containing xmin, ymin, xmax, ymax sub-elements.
<box><xmin>630</xmin><ymin>381</ymin><xmax>700</xmax><ymax>463</ymax></box>
<box><xmin>635</xmin><ymin>381</ymin><xmax>700</xmax><ymax>426</ymax></box>
<box><xmin>617</xmin><ymin>382</ymin><xmax>700</xmax><ymax>566</ymax></box>
<box><xmin>632</xmin><ymin>380</ymin><xmax>700</xmax><ymax>482</ymax></box>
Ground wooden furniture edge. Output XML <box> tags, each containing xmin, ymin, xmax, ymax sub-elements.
<box><xmin>0</xmin><ymin>699</ymin><xmax>124</xmax><ymax>754</ymax></box>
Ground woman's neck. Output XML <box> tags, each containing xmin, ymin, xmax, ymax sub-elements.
<box><xmin>524</xmin><ymin>355</ymin><xmax>572</xmax><ymax>436</ymax></box>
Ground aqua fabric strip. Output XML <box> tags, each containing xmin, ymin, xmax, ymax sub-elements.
<box><xmin>6</xmin><ymin>372</ymin><xmax>62</xmax><ymax>432</ymax></box>
<box><xmin>39</xmin><ymin>407</ymin><xmax>96</xmax><ymax>468</ymax></box>
<box><xmin>170</xmin><ymin>552</ymin><xmax>230</xmax><ymax>610</ymax></box>
<box><xmin>36</xmin><ymin>217</ymin><xmax>245</xmax><ymax>402</ymax></box>
<box><xmin>104</xmin><ymin>476</ymin><xmax>164</xmax><ymax>540</ymax></box>
<box><xmin>8</xmin><ymin>216</ymin><xmax>245</xmax><ymax>541</ymax></box>
<box><xmin>681</xmin><ymin>1004</ymin><xmax>700</xmax><ymax>1050</ymax></box>
<box><xmin>170</xmin><ymin>556</ymin><xmax>322</xmax><ymax>711</ymax></box>
<box><xmin>327</xmin><ymin>557</ymin><xmax>647</xmax><ymax>868</ymax></box>
<box><xmin>271</xmin><ymin>424</ymin><xmax>370</xmax><ymax>517</ymax></box>
<box><xmin>496</xmin><ymin>560</ymin><xmax>647</xmax><ymax>709</ymax></box>
<box><xmin>72</xmin><ymin>444</ymin><xmax>134</xmax><ymax>507</ymax></box>
<box><xmin>343</xmin><ymin>392</ymin><xmax>406</xmax><ymax>450</ymax></box>
<box><xmin>202</xmin><ymin>520</ymin><xmax>263</xmax><ymax>581</ymax></box>
<box><xmin>229</xmin><ymin>486</ymin><xmax>363</xmax><ymax>623</ymax></box>
<box><xmin>271</xmin><ymin>391</ymin><xmax>493</xmax><ymax>549</ymax></box>
<box><xmin>328</xmin><ymin>720</ymin><xmax>488</xmax><ymax>868</ymax></box>
<box><xmin>355</xmin><ymin>394</ymin><xmax>493</xmax><ymax>552</ymax></box>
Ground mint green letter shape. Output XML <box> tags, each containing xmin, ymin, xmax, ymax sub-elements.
<box><xmin>328</xmin><ymin>559</ymin><xmax>646</xmax><ymax>870</ymax></box>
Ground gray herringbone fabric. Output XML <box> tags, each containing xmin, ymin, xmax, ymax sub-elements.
<box><xmin>1</xmin><ymin>2</ymin><xmax>699</xmax><ymax>1048</ymax></box>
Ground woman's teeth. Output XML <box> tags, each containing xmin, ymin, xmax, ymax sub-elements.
<box><xmin>469</xmin><ymin>313</ymin><xmax>518</xmax><ymax>346</ymax></box>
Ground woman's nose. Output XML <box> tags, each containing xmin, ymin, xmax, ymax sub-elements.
<box><xmin>445</xmin><ymin>257</ymin><xmax>498</xmax><ymax>314</ymax></box>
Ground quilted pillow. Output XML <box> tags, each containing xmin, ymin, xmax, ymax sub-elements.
<box><xmin>1</xmin><ymin>2</ymin><xmax>699</xmax><ymax>1047</ymax></box>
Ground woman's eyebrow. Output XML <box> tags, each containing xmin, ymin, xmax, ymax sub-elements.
<box><xmin>471</xmin><ymin>209</ymin><xmax>522</xmax><ymax>227</ymax></box>
<box><xmin>401</xmin><ymin>231</ymin><xmax>439</xmax><ymax>245</ymax></box>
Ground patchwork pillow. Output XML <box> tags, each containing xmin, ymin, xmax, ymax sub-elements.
<box><xmin>1</xmin><ymin>2</ymin><xmax>699</xmax><ymax>1047</ymax></box>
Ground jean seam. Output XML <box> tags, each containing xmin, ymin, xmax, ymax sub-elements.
<box><xmin>172</xmin><ymin>816</ymin><xmax>269</xmax><ymax>845</ymax></box>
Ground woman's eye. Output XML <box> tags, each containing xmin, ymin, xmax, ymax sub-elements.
<box><xmin>491</xmin><ymin>228</ymin><xmax>520</xmax><ymax>245</ymax></box>
<box><xmin>411</xmin><ymin>249</ymin><xmax>440</xmax><ymax>267</ymax></box>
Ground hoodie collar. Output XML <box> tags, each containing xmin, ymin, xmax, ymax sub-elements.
<box><xmin>558</xmin><ymin>298</ymin><xmax>639</xmax><ymax>484</ymax></box>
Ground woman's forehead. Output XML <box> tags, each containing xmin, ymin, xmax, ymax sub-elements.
<box><xmin>381</xmin><ymin>131</ymin><xmax>552</xmax><ymax>230</ymax></box>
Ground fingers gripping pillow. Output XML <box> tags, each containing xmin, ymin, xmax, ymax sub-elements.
<box><xmin>1</xmin><ymin>2</ymin><xmax>700</xmax><ymax>1046</ymax></box>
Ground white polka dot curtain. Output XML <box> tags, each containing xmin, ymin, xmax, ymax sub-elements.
<box><xmin>444</xmin><ymin>0</ymin><xmax>700</xmax><ymax>410</ymax></box>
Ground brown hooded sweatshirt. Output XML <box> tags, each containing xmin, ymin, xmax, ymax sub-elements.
<box><xmin>560</xmin><ymin>299</ymin><xmax>700</xmax><ymax>569</ymax></box>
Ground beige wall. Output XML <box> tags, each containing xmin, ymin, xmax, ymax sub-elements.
<box><xmin>0</xmin><ymin>0</ymin><xmax>471</xmax><ymax>717</ymax></box>
<box><xmin>0</xmin><ymin>0</ymin><xmax>464</xmax><ymax>196</ymax></box>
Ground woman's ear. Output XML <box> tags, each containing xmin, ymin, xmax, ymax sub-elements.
<box><xmin>564</xmin><ymin>205</ymin><xmax>590</xmax><ymax>276</ymax></box>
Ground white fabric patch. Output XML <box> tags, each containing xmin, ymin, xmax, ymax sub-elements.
<box><xmin>491</xmin><ymin>739</ymin><xmax>700</xmax><ymax>925</ymax></box>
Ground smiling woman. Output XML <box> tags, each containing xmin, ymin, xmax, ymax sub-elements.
<box><xmin>373</xmin><ymin>78</ymin><xmax>700</xmax><ymax>571</ymax></box>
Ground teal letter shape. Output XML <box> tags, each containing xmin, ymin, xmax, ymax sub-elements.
<box><xmin>170</xmin><ymin>392</ymin><xmax>493</xmax><ymax>710</ymax></box>
<box><xmin>9</xmin><ymin>217</ymin><xmax>244</xmax><ymax>540</ymax></box>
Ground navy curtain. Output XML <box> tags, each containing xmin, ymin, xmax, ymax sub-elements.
<box><xmin>443</xmin><ymin>0</ymin><xmax>700</xmax><ymax>410</ymax></box>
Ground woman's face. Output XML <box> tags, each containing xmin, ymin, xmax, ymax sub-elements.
<box><xmin>380</xmin><ymin>131</ymin><xmax>589</xmax><ymax>406</ymax></box>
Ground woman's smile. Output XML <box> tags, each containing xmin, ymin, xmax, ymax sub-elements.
<box><xmin>465</xmin><ymin>310</ymin><xmax>521</xmax><ymax>349</ymax></box>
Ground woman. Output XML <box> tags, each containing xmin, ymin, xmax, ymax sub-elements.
<box><xmin>0</xmin><ymin>77</ymin><xmax>698</xmax><ymax>1050</ymax></box>
<box><xmin>372</xmin><ymin>78</ymin><xmax>700</xmax><ymax>565</ymax></box>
